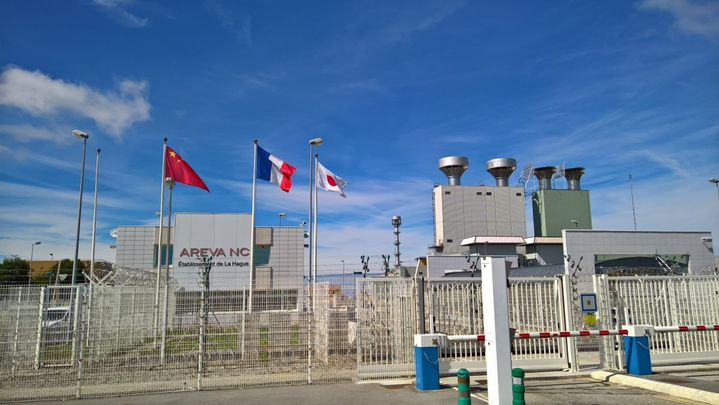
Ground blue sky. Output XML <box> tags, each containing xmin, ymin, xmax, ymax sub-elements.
<box><xmin>1</xmin><ymin>0</ymin><xmax>718</xmax><ymax>273</ymax></box>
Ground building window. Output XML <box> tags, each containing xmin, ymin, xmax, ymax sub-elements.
<box><xmin>476</xmin><ymin>192</ymin><xmax>482</xmax><ymax>195</ymax></box>
<box><xmin>153</xmin><ymin>244</ymin><xmax>173</xmax><ymax>266</ymax></box>
<box><xmin>447</xmin><ymin>239</ymin><xmax>453</xmax><ymax>243</ymax></box>
<box><xmin>444</xmin><ymin>191</ymin><xmax>451</xmax><ymax>195</ymax></box>
<box><xmin>516</xmin><ymin>192</ymin><xmax>522</xmax><ymax>196</ymax></box>
<box><xmin>254</xmin><ymin>246</ymin><xmax>271</xmax><ymax>266</ymax></box>
<box><xmin>486</xmin><ymin>192</ymin><xmax>492</xmax><ymax>196</ymax></box>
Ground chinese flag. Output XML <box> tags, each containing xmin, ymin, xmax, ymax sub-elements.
<box><xmin>165</xmin><ymin>146</ymin><xmax>210</xmax><ymax>192</ymax></box>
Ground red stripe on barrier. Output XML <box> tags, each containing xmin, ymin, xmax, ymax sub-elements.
<box><xmin>579</xmin><ymin>331</ymin><xmax>590</xmax><ymax>336</ymax></box>
<box><xmin>714</xmin><ymin>325</ymin><xmax>719</xmax><ymax>331</ymax></box>
<box><xmin>697</xmin><ymin>325</ymin><xmax>706</xmax><ymax>331</ymax></box>
<box><xmin>477</xmin><ymin>335</ymin><xmax>486</xmax><ymax>342</ymax></box>
<box><xmin>679</xmin><ymin>326</ymin><xmax>689</xmax><ymax>332</ymax></box>
<box><xmin>599</xmin><ymin>330</ymin><xmax>609</xmax><ymax>336</ymax></box>
<box><xmin>539</xmin><ymin>332</ymin><xmax>552</xmax><ymax>338</ymax></box>
<box><xmin>559</xmin><ymin>331</ymin><xmax>571</xmax><ymax>337</ymax></box>
<box><xmin>619</xmin><ymin>329</ymin><xmax>628</xmax><ymax>335</ymax></box>
<box><xmin>518</xmin><ymin>333</ymin><xmax>531</xmax><ymax>339</ymax></box>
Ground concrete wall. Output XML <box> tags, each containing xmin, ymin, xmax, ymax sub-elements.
<box><xmin>562</xmin><ymin>230</ymin><xmax>715</xmax><ymax>293</ymax></box>
<box><xmin>434</xmin><ymin>185</ymin><xmax>526</xmax><ymax>254</ymax></box>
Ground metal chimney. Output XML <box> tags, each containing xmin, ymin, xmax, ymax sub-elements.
<box><xmin>564</xmin><ymin>167</ymin><xmax>585</xmax><ymax>190</ymax></box>
<box><xmin>439</xmin><ymin>156</ymin><xmax>469</xmax><ymax>185</ymax></box>
<box><xmin>486</xmin><ymin>158</ymin><xmax>517</xmax><ymax>187</ymax></box>
<box><xmin>534</xmin><ymin>166</ymin><xmax>557</xmax><ymax>190</ymax></box>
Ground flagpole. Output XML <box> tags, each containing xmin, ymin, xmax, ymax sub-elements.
<box><xmin>308</xmin><ymin>152</ymin><xmax>313</xmax><ymax>311</ymax></box>
<box><xmin>249</xmin><ymin>140</ymin><xmax>258</xmax><ymax>314</ymax></box>
<box><xmin>153</xmin><ymin>138</ymin><xmax>167</xmax><ymax>348</ymax></box>
<box><xmin>89</xmin><ymin>148</ymin><xmax>101</xmax><ymax>278</ymax></box>
<box><xmin>312</xmin><ymin>153</ymin><xmax>319</xmax><ymax>311</ymax></box>
<box><xmin>160</xmin><ymin>177</ymin><xmax>174</xmax><ymax>364</ymax></box>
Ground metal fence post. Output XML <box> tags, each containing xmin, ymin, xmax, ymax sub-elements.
<box><xmin>34</xmin><ymin>286</ymin><xmax>46</xmax><ymax>369</ymax></box>
<box><xmin>76</xmin><ymin>285</ymin><xmax>87</xmax><ymax>399</ymax></box>
<box><xmin>11</xmin><ymin>287</ymin><xmax>23</xmax><ymax>377</ymax></box>
<box><xmin>70</xmin><ymin>286</ymin><xmax>81</xmax><ymax>364</ymax></box>
<box><xmin>561</xmin><ymin>274</ymin><xmax>578</xmax><ymax>372</ymax></box>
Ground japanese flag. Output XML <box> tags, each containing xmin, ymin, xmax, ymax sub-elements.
<box><xmin>316</xmin><ymin>161</ymin><xmax>347</xmax><ymax>198</ymax></box>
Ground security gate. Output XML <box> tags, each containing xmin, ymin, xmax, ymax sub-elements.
<box><xmin>594</xmin><ymin>274</ymin><xmax>719</xmax><ymax>369</ymax></box>
<box><xmin>355</xmin><ymin>277</ymin><xmax>570</xmax><ymax>380</ymax></box>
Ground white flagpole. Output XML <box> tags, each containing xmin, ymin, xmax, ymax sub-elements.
<box><xmin>312</xmin><ymin>154</ymin><xmax>319</xmax><ymax>311</ymax></box>
<box><xmin>160</xmin><ymin>177</ymin><xmax>174</xmax><ymax>364</ymax></box>
<box><xmin>249</xmin><ymin>140</ymin><xmax>258</xmax><ymax>314</ymax></box>
<box><xmin>153</xmin><ymin>138</ymin><xmax>167</xmax><ymax>348</ymax></box>
<box><xmin>89</xmin><ymin>148</ymin><xmax>101</xmax><ymax>278</ymax></box>
<box><xmin>308</xmin><ymin>145</ymin><xmax>314</xmax><ymax>311</ymax></box>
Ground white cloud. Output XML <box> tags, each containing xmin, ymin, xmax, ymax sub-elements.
<box><xmin>92</xmin><ymin>0</ymin><xmax>148</xmax><ymax>28</ymax></box>
<box><xmin>639</xmin><ymin>0</ymin><xmax>719</xmax><ymax>38</ymax></box>
<box><xmin>0</xmin><ymin>67</ymin><xmax>150</xmax><ymax>137</ymax></box>
<box><xmin>0</xmin><ymin>124</ymin><xmax>71</xmax><ymax>143</ymax></box>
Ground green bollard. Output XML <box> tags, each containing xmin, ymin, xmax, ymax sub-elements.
<box><xmin>457</xmin><ymin>368</ymin><xmax>470</xmax><ymax>405</ymax></box>
<box><xmin>512</xmin><ymin>368</ymin><xmax>525</xmax><ymax>405</ymax></box>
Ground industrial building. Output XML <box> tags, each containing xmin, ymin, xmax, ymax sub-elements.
<box><xmin>115</xmin><ymin>213</ymin><xmax>305</xmax><ymax>293</ymax></box>
<box><xmin>418</xmin><ymin>155</ymin><xmax>715</xmax><ymax>290</ymax></box>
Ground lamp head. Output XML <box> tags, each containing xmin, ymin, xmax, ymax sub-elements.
<box><xmin>34</xmin><ymin>241</ymin><xmax>42</xmax><ymax>245</ymax></box>
<box><xmin>710</xmin><ymin>177</ymin><xmax>719</xmax><ymax>185</ymax></box>
<box><xmin>72</xmin><ymin>130</ymin><xmax>89</xmax><ymax>139</ymax></box>
<box><xmin>309</xmin><ymin>137</ymin><xmax>323</xmax><ymax>145</ymax></box>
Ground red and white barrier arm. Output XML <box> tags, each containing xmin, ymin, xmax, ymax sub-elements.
<box><xmin>447</xmin><ymin>329</ymin><xmax>628</xmax><ymax>343</ymax></box>
<box><xmin>655</xmin><ymin>325</ymin><xmax>719</xmax><ymax>333</ymax></box>
<box><xmin>446</xmin><ymin>324</ymin><xmax>718</xmax><ymax>343</ymax></box>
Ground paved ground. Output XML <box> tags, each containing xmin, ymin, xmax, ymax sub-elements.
<box><xmin>35</xmin><ymin>376</ymin><xmax>697</xmax><ymax>405</ymax></box>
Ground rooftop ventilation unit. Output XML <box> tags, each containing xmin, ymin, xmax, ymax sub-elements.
<box><xmin>533</xmin><ymin>166</ymin><xmax>557</xmax><ymax>190</ymax></box>
<box><xmin>564</xmin><ymin>167</ymin><xmax>585</xmax><ymax>190</ymax></box>
<box><xmin>439</xmin><ymin>156</ymin><xmax>469</xmax><ymax>185</ymax></box>
<box><xmin>486</xmin><ymin>158</ymin><xmax>517</xmax><ymax>187</ymax></box>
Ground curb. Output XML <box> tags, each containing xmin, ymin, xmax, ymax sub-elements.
<box><xmin>591</xmin><ymin>370</ymin><xmax>719</xmax><ymax>405</ymax></box>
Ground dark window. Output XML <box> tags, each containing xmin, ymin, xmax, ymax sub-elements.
<box><xmin>486</xmin><ymin>192</ymin><xmax>492</xmax><ymax>196</ymax></box>
<box><xmin>476</xmin><ymin>192</ymin><xmax>482</xmax><ymax>195</ymax></box>
<box><xmin>516</xmin><ymin>192</ymin><xmax>522</xmax><ymax>196</ymax></box>
<box><xmin>153</xmin><ymin>244</ymin><xmax>173</xmax><ymax>266</ymax></box>
<box><xmin>447</xmin><ymin>239</ymin><xmax>453</xmax><ymax>243</ymax></box>
<box><xmin>444</xmin><ymin>191</ymin><xmax>451</xmax><ymax>195</ymax></box>
<box><xmin>254</xmin><ymin>245</ymin><xmax>271</xmax><ymax>266</ymax></box>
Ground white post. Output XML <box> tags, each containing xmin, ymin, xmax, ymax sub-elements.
<box><xmin>562</xmin><ymin>274</ymin><xmax>578</xmax><ymax>371</ymax></box>
<box><xmin>312</xmin><ymin>153</ymin><xmax>319</xmax><ymax>312</ymax></box>
<box><xmin>249</xmin><ymin>141</ymin><xmax>258</xmax><ymax>313</ymax></box>
<box><xmin>34</xmin><ymin>286</ymin><xmax>46</xmax><ymax>369</ymax></box>
<box><xmin>89</xmin><ymin>148</ymin><xmax>101</xmax><ymax>277</ymax></box>
<box><xmin>11</xmin><ymin>287</ymin><xmax>23</xmax><ymax>377</ymax></box>
<box><xmin>160</xmin><ymin>179</ymin><xmax>174</xmax><ymax>364</ymax></box>
<box><xmin>153</xmin><ymin>139</ymin><xmax>167</xmax><ymax>347</ymax></box>
<box><xmin>75</xmin><ymin>286</ymin><xmax>86</xmax><ymax>399</ymax></box>
<box><xmin>70</xmin><ymin>286</ymin><xmax>81</xmax><ymax>365</ymax></box>
<box><xmin>480</xmin><ymin>257</ymin><xmax>513</xmax><ymax>405</ymax></box>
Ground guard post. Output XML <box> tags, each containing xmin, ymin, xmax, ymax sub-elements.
<box><xmin>457</xmin><ymin>368</ymin><xmax>470</xmax><ymax>405</ymax></box>
<box><xmin>623</xmin><ymin>325</ymin><xmax>653</xmax><ymax>375</ymax></box>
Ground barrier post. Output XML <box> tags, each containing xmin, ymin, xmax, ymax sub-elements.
<box><xmin>457</xmin><ymin>368</ymin><xmax>470</xmax><ymax>405</ymax></box>
<box><xmin>414</xmin><ymin>334</ymin><xmax>444</xmax><ymax>390</ymax></box>
<box><xmin>512</xmin><ymin>368</ymin><xmax>525</xmax><ymax>405</ymax></box>
<box><xmin>623</xmin><ymin>325</ymin><xmax>653</xmax><ymax>375</ymax></box>
<box><xmin>481</xmin><ymin>257</ymin><xmax>513</xmax><ymax>405</ymax></box>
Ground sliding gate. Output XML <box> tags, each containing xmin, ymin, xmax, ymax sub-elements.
<box><xmin>356</xmin><ymin>277</ymin><xmax>570</xmax><ymax>380</ymax></box>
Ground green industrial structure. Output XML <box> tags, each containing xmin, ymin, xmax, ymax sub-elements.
<box><xmin>531</xmin><ymin>167</ymin><xmax>592</xmax><ymax>237</ymax></box>
<box><xmin>532</xmin><ymin>189</ymin><xmax>592</xmax><ymax>237</ymax></box>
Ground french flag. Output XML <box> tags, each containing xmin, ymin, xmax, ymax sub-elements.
<box><xmin>256</xmin><ymin>145</ymin><xmax>297</xmax><ymax>192</ymax></box>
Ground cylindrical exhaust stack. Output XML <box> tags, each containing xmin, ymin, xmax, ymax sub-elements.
<box><xmin>439</xmin><ymin>156</ymin><xmax>469</xmax><ymax>185</ymax></box>
<box><xmin>564</xmin><ymin>167</ymin><xmax>585</xmax><ymax>190</ymax></box>
<box><xmin>486</xmin><ymin>158</ymin><xmax>517</xmax><ymax>187</ymax></box>
<box><xmin>534</xmin><ymin>166</ymin><xmax>557</xmax><ymax>190</ymax></box>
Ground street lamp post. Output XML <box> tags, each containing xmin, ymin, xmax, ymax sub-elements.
<box><xmin>29</xmin><ymin>241</ymin><xmax>41</xmax><ymax>286</ymax></box>
<box><xmin>71</xmin><ymin>130</ymin><xmax>89</xmax><ymax>285</ymax></box>
<box><xmin>278</xmin><ymin>212</ymin><xmax>286</xmax><ymax>227</ymax></box>
<box><xmin>570</xmin><ymin>219</ymin><xmax>579</xmax><ymax>228</ymax></box>
<box><xmin>308</xmin><ymin>137</ymin><xmax>323</xmax><ymax>310</ymax></box>
<box><xmin>49</xmin><ymin>252</ymin><xmax>54</xmax><ymax>283</ymax></box>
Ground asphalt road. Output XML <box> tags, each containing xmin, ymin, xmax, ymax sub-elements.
<box><xmin>34</xmin><ymin>377</ymin><xmax>696</xmax><ymax>405</ymax></box>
